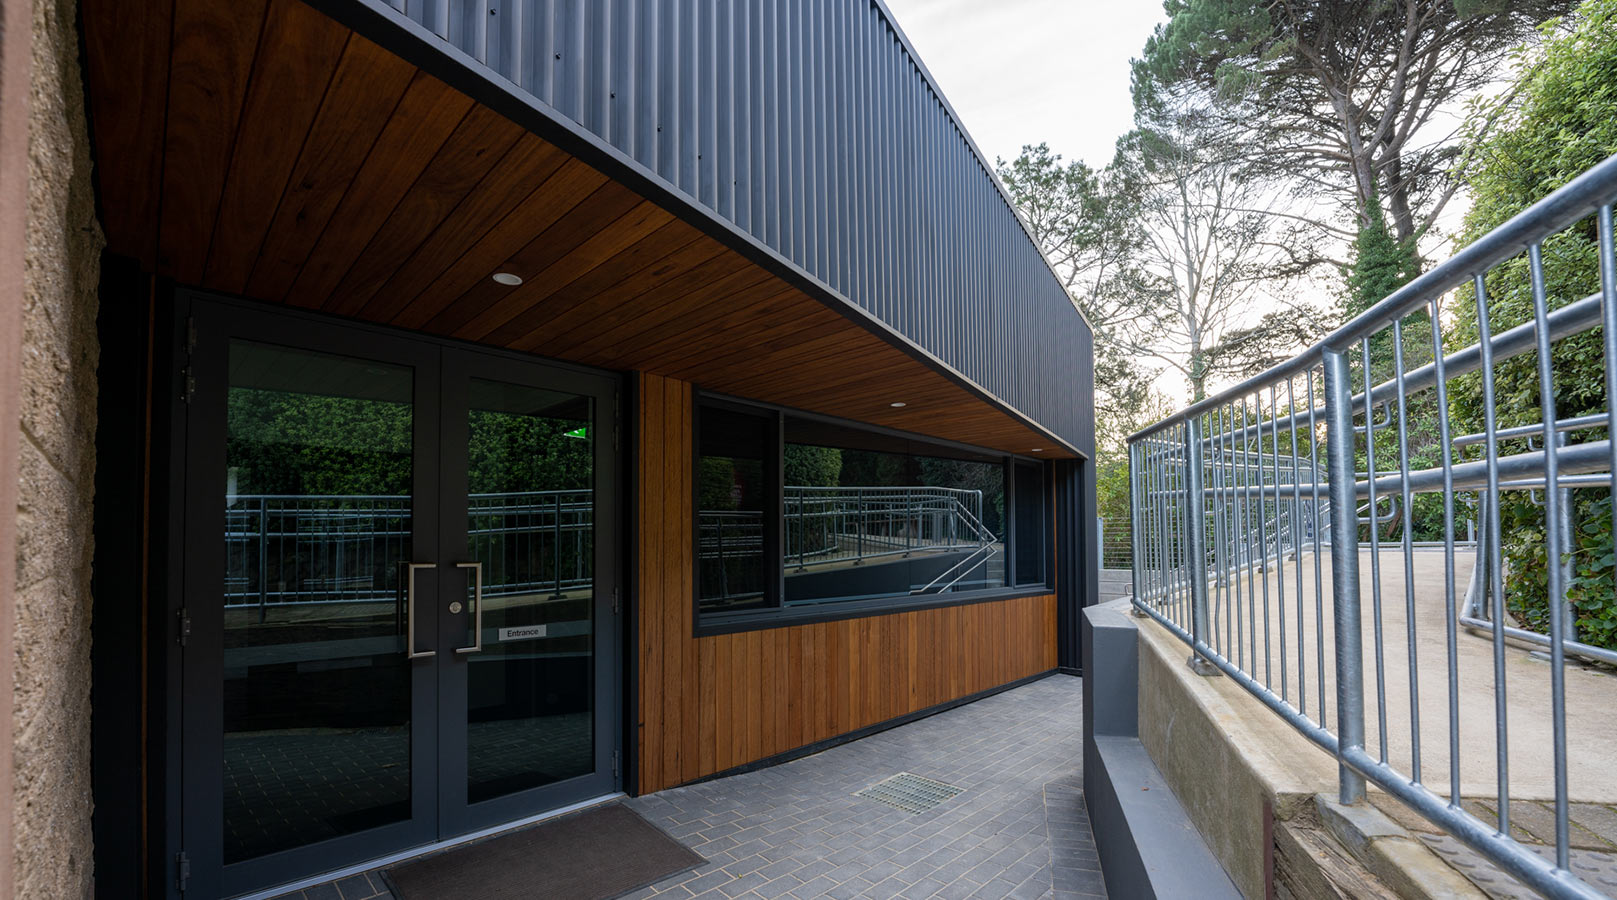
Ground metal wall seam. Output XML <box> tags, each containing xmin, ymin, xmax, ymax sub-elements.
<box><xmin>606</xmin><ymin>0</ymin><xmax>627</xmax><ymax>154</ymax></box>
<box><xmin>591</xmin><ymin>2</ymin><xmax>611</xmax><ymax>141</ymax></box>
<box><xmin>714</xmin><ymin>3</ymin><xmax>732</xmax><ymax>223</ymax></box>
<box><xmin>654</xmin><ymin>0</ymin><xmax>674</xmax><ymax>185</ymax></box>
<box><xmin>874</xmin><ymin>14</ymin><xmax>890</xmax><ymax>324</ymax></box>
<box><xmin>676</xmin><ymin>0</ymin><xmax>697</xmax><ymax>197</ymax></box>
<box><xmin>736</xmin><ymin>0</ymin><xmax>749</xmax><ymax>230</ymax></box>
<box><xmin>805</xmin><ymin>0</ymin><xmax>821</xmax><ymax>284</ymax></box>
<box><xmin>851</xmin><ymin>8</ymin><xmax>865</xmax><ymax>318</ymax></box>
<box><xmin>838</xmin><ymin>0</ymin><xmax>854</xmax><ymax>303</ymax></box>
<box><xmin>698</xmin><ymin>1</ymin><xmax>717</xmax><ymax>212</ymax></box>
<box><xmin>806</xmin><ymin>0</ymin><xmax>822</xmax><ymax>283</ymax></box>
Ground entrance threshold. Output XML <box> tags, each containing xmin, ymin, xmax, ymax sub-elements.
<box><xmin>232</xmin><ymin>792</ymin><xmax>625</xmax><ymax>900</ymax></box>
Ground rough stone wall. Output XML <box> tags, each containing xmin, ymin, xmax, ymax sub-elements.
<box><xmin>15</xmin><ymin>0</ymin><xmax>103</xmax><ymax>895</ymax></box>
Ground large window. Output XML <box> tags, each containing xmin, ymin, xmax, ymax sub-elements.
<box><xmin>695</xmin><ymin>397</ymin><xmax>1049</xmax><ymax>625</ymax></box>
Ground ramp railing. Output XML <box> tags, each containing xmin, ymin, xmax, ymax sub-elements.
<box><xmin>1129</xmin><ymin>151</ymin><xmax>1617</xmax><ymax>899</ymax></box>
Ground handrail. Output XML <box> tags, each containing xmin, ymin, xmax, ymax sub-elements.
<box><xmin>1128</xmin><ymin>151</ymin><xmax>1617</xmax><ymax>900</ymax></box>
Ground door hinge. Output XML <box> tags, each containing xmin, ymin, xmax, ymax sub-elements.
<box><xmin>611</xmin><ymin>750</ymin><xmax>620</xmax><ymax>778</ymax></box>
<box><xmin>175</xmin><ymin>850</ymin><xmax>190</xmax><ymax>892</ymax></box>
<box><xmin>181</xmin><ymin>316</ymin><xmax>197</xmax><ymax>404</ymax></box>
<box><xmin>177</xmin><ymin>608</ymin><xmax>191</xmax><ymax>646</ymax></box>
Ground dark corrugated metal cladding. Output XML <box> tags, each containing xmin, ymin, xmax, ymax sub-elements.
<box><xmin>391</xmin><ymin>0</ymin><xmax>1094</xmax><ymax>457</ymax></box>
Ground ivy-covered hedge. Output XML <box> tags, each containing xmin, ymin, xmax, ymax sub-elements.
<box><xmin>1446</xmin><ymin>0</ymin><xmax>1617</xmax><ymax>649</ymax></box>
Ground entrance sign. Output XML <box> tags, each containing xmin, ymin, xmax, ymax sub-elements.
<box><xmin>498</xmin><ymin>625</ymin><xmax>548</xmax><ymax>642</ymax></box>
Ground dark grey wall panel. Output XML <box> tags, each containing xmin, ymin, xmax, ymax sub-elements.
<box><xmin>381</xmin><ymin>0</ymin><xmax>1095</xmax><ymax>456</ymax></box>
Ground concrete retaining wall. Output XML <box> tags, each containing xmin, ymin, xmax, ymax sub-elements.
<box><xmin>1082</xmin><ymin>600</ymin><xmax>1240</xmax><ymax>899</ymax></box>
<box><xmin>1134</xmin><ymin>616</ymin><xmax>1336</xmax><ymax>898</ymax></box>
<box><xmin>1132</xmin><ymin>615</ymin><xmax>1484</xmax><ymax>899</ymax></box>
<box><xmin>1097</xmin><ymin>568</ymin><xmax>1130</xmax><ymax>603</ymax></box>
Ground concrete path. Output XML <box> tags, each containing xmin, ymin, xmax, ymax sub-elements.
<box><xmin>1179</xmin><ymin>547</ymin><xmax>1617</xmax><ymax>804</ymax></box>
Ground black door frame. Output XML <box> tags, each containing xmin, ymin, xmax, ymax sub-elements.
<box><xmin>435</xmin><ymin>345</ymin><xmax>620</xmax><ymax>838</ymax></box>
<box><xmin>167</xmin><ymin>291</ymin><xmax>624</xmax><ymax>899</ymax></box>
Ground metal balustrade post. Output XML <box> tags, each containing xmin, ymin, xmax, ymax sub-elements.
<box><xmin>1130</xmin><ymin>441</ymin><xmax>1148</xmax><ymax>616</ymax></box>
<box><xmin>856</xmin><ymin>489</ymin><xmax>865</xmax><ymax>564</ymax></box>
<box><xmin>797</xmin><ymin>491</ymin><xmax>807</xmax><ymax>570</ymax></box>
<box><xmin>258</xmin><ymin>498</ymin><xmax>269</xmax><ymax>623</ymax></box>
<box><xmin>1185</xmin><ymin>418</ymin><xmax>1219</xmax><ymax>675</ymax></box>
<box><xmin>905</xmin><ymin>487</ymin><xmax>913</xmax><ymax>557</ymax></box>
<box><xmin>1553</xmin><ymin>432</ymin><xmax>1580</xmax><ymax>643</ymax></box>
<box><xmin>1323</xmin><ymin>349</ymin><xmax>1367</xmax><ymax>805</ymax></box>
<box><xmin>551</xmin><ymin>493</ymin><xmax>565</xmax><ymax>598</ymax></box>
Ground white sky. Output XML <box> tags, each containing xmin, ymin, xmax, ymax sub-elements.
<box><xmin>880</xmin><ymin>0</ymin><xmax>1168</xmax><ymax>171</ymax></box>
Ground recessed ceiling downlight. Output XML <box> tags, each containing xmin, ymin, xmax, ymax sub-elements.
<box><xmin>492</xmin><ymin>272</ymin><xmax>523</xmax><ymax>286</ymax></box>
<box><xmin>890</xmin><ymin>401</ymin><xmax>907</xmax><ymax>408</ymax></box>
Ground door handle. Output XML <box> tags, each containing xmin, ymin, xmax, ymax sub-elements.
<box><xmin>455</xmin><ymin>561</ymin><xmax>483</xmax><ymax>655</ymax></box>
<box><xmin>404</xmin><ymin>562</ymin><xmax>436</xmax><ymax>659</ymax></box>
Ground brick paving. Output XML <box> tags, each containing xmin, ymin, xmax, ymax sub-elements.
<box><xmin>1371</xmin><ymin>794</ymin><xmax>1617</xmax><ymax>898</ymax></box>
<box><xmin>273</xmin><ymin>674</ymin><xmax>1101</xmax><ymax>900</ymax></box>
<box><xmin>624</xmin><ymin>674</ymin><xmax>1100</xmax><ymax>900</ymax></box>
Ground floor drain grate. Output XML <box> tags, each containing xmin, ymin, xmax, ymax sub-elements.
<box><xmin>855</xmin><ymin>772</ymin><xmax>963</xmax><ymax>813</ymax></box>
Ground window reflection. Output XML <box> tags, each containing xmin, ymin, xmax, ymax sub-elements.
<box><xmin>222</xmin><ymin>341</ymin><xmax>413</xmax><ymax>863</ymax></box>
<box><xmin>783</xmin><ymin>446</ymin><xmax>1005</xmax><ymax>604</ymax></box>
<box><xmin>697</xmin><ymin>406</ymin><xmax>772</xmax><ymax>612</ymax></box>
<box><xmin>694</xmin><ymin>400</ymin><xmax>1042</xmax><ymax>617</ymax></box>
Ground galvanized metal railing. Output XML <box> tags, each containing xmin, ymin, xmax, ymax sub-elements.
<box><xmin>1099</xmin><ymin>518</ymin><xmax>1133</xmax><ymax>569</ymax></box>
<box><xmin>1129</xmin><ymin>151</ymin><xmax>1617</xmax><ymax>899</ymax></box>
<box><xmin>223</xmin><ymin>490</ymin><xmax>593</xmax><ymax>614</ymax></box>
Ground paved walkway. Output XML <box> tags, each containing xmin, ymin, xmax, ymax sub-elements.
<box><xmin>626</xmin><ymin>674</ymin><xmax>1100</xmax><ymax>900</ymax></box>
<box><xmin>273</xmin><ymin>674</ymin><xmax>1101</xmax><ymax>900</ymax></box>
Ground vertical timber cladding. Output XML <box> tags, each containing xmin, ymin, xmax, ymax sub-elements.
<box><xmin>635</xmin><ymin>373</ymin><xmax>1057</xmax><ymax>794</ymax></box>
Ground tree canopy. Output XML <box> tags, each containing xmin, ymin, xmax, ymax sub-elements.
<box><xmin>1134</xmin><ymin>0</ymin><xmax>1576</xmax><ymax>253</ymax></box>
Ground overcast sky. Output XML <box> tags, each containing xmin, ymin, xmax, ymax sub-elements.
<box><xmin>880</xmin><ymin>0</ymin><xmax>1168</xmax><ymax>171</ymax></box>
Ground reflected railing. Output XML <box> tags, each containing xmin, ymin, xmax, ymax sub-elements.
<box><xmin>223</xmin><ymin>490</ymin><xmax>593</xmax><ymax>612</ymax></box>
<box><xmin>698</xmin><ymin>485</ymin><xmax>998</xmax><ymax>605</ymax></box>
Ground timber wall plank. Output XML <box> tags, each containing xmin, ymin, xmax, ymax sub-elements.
<box><xmin>635</xmin><ymin>372</ymin><xmax>1057</xmax><ymax>795</ymax></box>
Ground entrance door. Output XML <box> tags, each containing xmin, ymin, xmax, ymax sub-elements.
<box><xmin>178</xmin><ymin>298</ymin><xmax>620</xmax><ymax>898</ymax></box>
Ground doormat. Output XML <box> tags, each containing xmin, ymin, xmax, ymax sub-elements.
<box><xmin>382</xmin><ymin>804</ymin><xmax>705</xmax><ymax>900</ymax></box>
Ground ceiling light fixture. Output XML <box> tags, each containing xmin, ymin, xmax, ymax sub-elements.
<box><xmin>492</xmin><ymin>272</ymin><xmax>523</xmax><ymax>286</ymax></box>
<box><xmin>1030</xmin><ymin>448</ymin><xmax>1043</xmax><ymax>452</ymax></box>
<box><xmin>890</xmin><ymin>401</ymin><xmax>907</xmax><ymax>408</ymax></box>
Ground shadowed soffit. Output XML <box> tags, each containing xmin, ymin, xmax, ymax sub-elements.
<box><xmin>80</xmin><ymin>0</ymin><xmax>1077</xmax><ymax>458</ymax></box>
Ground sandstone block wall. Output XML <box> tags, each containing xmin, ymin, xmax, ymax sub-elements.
<box><xmin>15</xmin><ymin>0</ymin><xmax>104</xmax><ymax>894</ymax></box>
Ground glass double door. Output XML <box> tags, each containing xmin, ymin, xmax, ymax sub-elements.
<box><xmin>179</xmin><ymin>299</ymin><xmax>619</xmax><ymax>898</ymax></box>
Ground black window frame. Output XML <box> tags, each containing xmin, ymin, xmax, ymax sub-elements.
<box><xmin>692</xmin><ymin>397</ymin><xmax>784</xmax><ymax>615</ymax></box>
<box><xmin>692</xmin><ymin>392</ymin><xmax>1054</xmax><ymax>636</ymax></box>
<box><xmin>1010</xmin><ymin>458</ymin><xmax>1049</xmax><ymax>588</ymax></box>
